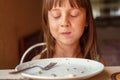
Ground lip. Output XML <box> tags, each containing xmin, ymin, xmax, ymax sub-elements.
<box><xmin>61</xmin><ymin>32</ymin><xmax>71</xmax><ymax>35</ymax></box>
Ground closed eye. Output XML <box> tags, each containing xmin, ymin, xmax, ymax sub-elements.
<box><xmin>50</xmin><ymin>10</ymin><xmax>61</xmax><ymax>19</ymax></box>
<box><xmin>70</xmin><ymin>13</ymin><xmax>79</xmax><ymax>17</ymax></box>
<box><xmin>70</xmin><ymin>14</ymin><xmax>78</xmax><ymax>17</ymax></box>
<box><xmin>70</xmin><ymin>10</ymin><xmax>80</xmax><ymax>17</ymax></box>
<box><xmin>53</xmin><ymin>15</ymin><xmax>61</xmax><ymax>19</ymax></box>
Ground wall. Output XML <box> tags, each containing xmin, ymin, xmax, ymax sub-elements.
<box><xmin>97</xmin><ymin>27</ymin><xmax>120</xmax><ymax>66</ymax></box>
<box><xmin>15</xmin><ymin>0</ymin><xmax>42</xmax><ymax>38</ymax></box>
<box><xmin>0</xmin><ymin>0</ymin><xmax>42</xmax><ymax>69</ymax></box>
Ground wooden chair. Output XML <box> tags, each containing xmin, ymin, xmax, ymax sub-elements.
<box><xmin>19</xmin><ymin>29</ymin><xmax>44</xmax><ymax>63</ymax></box>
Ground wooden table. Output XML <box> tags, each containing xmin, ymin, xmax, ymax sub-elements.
<box><xmin>0</xmin><ymin>66</ymin><xmax>120</xmax><ymax>80</ymax></box>
<box><xmin>88</xmin><ymin>66</ymin><xmax>120</xmax><ymax>80</ymax></box>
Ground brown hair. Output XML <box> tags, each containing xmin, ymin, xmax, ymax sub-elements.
<box><xmin>41</xmin><ymin>0</ymin><xmax>98</xmax><ymax>60</ymax></box>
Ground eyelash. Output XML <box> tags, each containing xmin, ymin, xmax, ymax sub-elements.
<box><xmin>70</xmin><ymin>13</ymin><xmax>79</xmax><ymax>17</ymax></box>
<box><xmin>53</xmin><ymin>15</ymin><xmax>61</xmax><ymax>19</ymax></box>
<box><xmin>70</xmin><ymin>14</ymin><xmax>78</xmax><ymax>17</ymax></box>
<box><xmin>52</xmin><ymin>13</ymin><xmax>79</xmax><ymax>19</ymax></box>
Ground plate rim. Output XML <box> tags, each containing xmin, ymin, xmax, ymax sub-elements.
<box><xmin>16</xmin><ymin>58</ymin><xmax>104</xmax><ymax>80</ymax></box>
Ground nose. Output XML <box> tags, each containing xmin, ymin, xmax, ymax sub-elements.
<box><xmin>60</xmin><ymin>14</ymin><xmax>70</xmax><ymax>27</ymax></box>
<box><xmin>61</xmin><ymin>24</ymin><xmax>69</xmax><ymax>27</ymax></box>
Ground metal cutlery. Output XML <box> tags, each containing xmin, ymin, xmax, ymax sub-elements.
<box><xmin>9</xmin><ymin>62</ymin><xmax>57</xmax><ymax>74</ymax></box>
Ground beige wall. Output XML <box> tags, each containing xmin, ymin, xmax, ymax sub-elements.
<box><xmin>0</xmin><ymin>0</ymin><xmax>42</xmax><ymax>69</ymax></box>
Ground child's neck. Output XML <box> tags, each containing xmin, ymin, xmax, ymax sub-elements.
<box><xmin>53</xmin><ymin>43</ymin><xmax>83</xmax><ymax>58</ymax></box>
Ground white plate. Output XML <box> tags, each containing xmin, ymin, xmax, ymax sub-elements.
<box><xmin>16</xmin><ymin>58</ymin><xmax>104</xmax><ymax>80</ymax></box>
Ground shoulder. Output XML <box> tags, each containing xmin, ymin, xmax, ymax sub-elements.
<box><xmin>95</xmin><ymin>54</ymin><xmax>106</xmax><ymax>65</ymax></box>
<box><xmin>32</xmin><ymin>47</ymin><xmax>47</xmax><ymax>60</ymax></box>
<box><xmin>97</xmin><ymin>55</ymin><xmax>106</xmax><ymax>65</ymax></box>
<box><xmin>32</xmin><ymin>54</ymin><xmax>41</xmax><ymax>60</ymax></box>
<box><xmin>99</xmin><ymin>57</ymin><xmax>106</xmax><ymax>65</ymax></box>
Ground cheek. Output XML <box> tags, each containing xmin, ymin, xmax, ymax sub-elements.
<box><xmin>71</xmin><ymin>18</ymin><xmax>86</xmax><ymax>37</ymax></box>
<box><xmin>49</xmin><ymin>23</ymin><xmax>56</xmax><ymax>35</ymax></box>
<box><xmin>75</xmin><ymin>25</ymin><xmax>85</xmax><ymax>37</ymax></box>
<box><xmin>73</xmin><ymin>16</ymin><xmax>86</xmax><ymax>26</ymax></box>
<box><xmin>49</xmin><ymin>25</ymin><xmax>57</xmax><ymax>40</ymax></box>
<box><xmin>48</xmin><ymin>15</ymin><xmax>59</xmax><ymax>29</ymax></box>
<box><xmin>48</xmin><ymin>17</ymin><xmax>56</xmax><ymax>31</ymax></box>
<box><xmin>48</xmin><ymin>19</ymin><xmax>59</xmax><ymax>38</ymax></box>
<box><xmin>72</xmin><ymin>19</ymin><xmax>86</xmax><ymax>31</ymax></box>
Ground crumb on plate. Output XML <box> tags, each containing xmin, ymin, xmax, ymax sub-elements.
<box><xmin>38</xmin><ymin>70</ymin><xmax>42</xmax><ymax>74</ymax></box>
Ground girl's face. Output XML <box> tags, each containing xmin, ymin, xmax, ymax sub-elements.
<box><xmin>48</xmin><ymin>0</ymin><xmax>87</xmax><ymax>45</ymax></box>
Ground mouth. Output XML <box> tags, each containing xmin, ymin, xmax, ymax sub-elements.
<box><xmin>61</xmin><ymin>32</ymin><xmax>71</xmax><ymax>35</ymax></box>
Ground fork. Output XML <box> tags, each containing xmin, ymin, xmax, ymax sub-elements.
<box><xmin>9</xmin><ymin>62</ymin><xmax>57</xmax><ymax>74</ymax></box>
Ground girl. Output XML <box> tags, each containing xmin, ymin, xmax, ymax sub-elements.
<box><xmin>33</xmin><ymin>0</ymin><xmax>104</xmax><ymax>63</ymax></box>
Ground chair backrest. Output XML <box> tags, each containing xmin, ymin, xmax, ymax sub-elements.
<box><xmin>20</xmin><ymin>43</ymin><xmax>46</xmax><ymax>64</ymax></box>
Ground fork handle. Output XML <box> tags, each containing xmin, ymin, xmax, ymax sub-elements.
<box><xmin>9</xmin><ymin>66</ymin><xmax>36</xmax><ymax>74</ymax></box>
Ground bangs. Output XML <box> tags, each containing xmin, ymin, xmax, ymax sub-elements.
<box><xmin>46</xmin><ymin>0</ymin><xmax>88</xmax><ymax>10</ymax></box>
